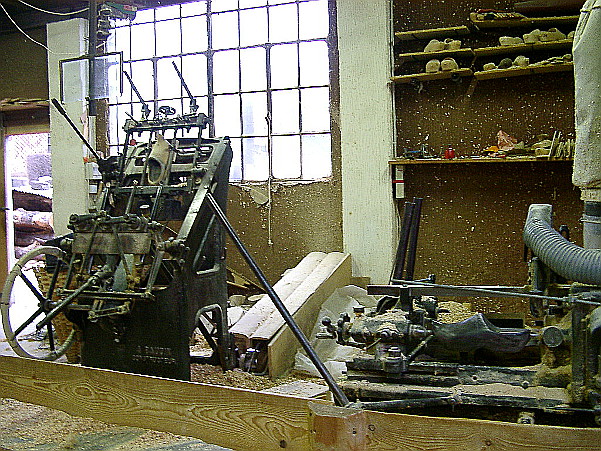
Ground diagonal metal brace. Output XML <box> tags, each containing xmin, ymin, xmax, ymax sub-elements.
<box><xmin>204</xmin><ymin>192</ymin><xmax>351</xmax><ymax>407</ymax></box>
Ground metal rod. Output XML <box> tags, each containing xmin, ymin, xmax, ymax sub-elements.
<box><xmin>392</xmin><ymin>201</ymin><xmax>414</xmax><ymax>283</ymax></box>
<box><xmin>205</xmin><ymin>192</ymin><xmax>351</xmax><ymax>407</ymax></box>
<box><xmin>51</xmin><ymin>98</ymin><xmax>101</xmax><ymax>161</ymax></box>
<box><xmin>171</xmin><ymin>61</ymin><xmax>198</xmax><ymax>113</ymax></box>
<box><xmin>391</xmin><ymin>279</ymin><xmax>581</xmax><ymax>304</ymax></box>
<box><xmin>405</xmin><ymin>197</ymin><xmax>423</xmax><ymax>281</ymax></box>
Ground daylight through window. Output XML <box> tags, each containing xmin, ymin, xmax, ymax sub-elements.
<box><xmin>108</xmin><ymin>0</ymin><xmax>333</xmax><ymax>182</ymax></box>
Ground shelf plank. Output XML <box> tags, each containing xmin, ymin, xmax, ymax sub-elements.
<box><xmin>473</xmin><ymin>39</ymin><xmax>573</xmax><ymax>57</ymax></box>
<box><xmin>391</xmin><ymin>68</ymin><xmax>473</xmax><ymax>84</ymax></box>
<box><xmin>389</xmin><ymin>157</ymin><xmax>573</xmax><ymax>165</ymax></box>
<box><xmin>473</xmin><ymin>62</ymin><xmax>573</xmax><ymax>80</ymax></box>
<box><xmin>395</xmin><ymin>25</ymin><xmax>470</xmax><ymax>41</ymax></box>
<box><xmin>469</xmin><ymin>12</ymin><xmax>579</xmax><ymax>29</ymax></box>
<box><xmin>398</xmin><ymin>48</ymin><xmax>475</xmax><ymax>63</ymax></box>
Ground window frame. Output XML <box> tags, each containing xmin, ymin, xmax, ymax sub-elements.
<box><xmin>107</xmin><ymin>0</ymin><xmax>334</xmax><ymax>182</ymax></box>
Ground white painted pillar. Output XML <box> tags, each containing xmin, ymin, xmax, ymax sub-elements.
<box><xmin>47</xmin><ymin>18</ymin><xmax>89</xmax><ymax>235</ymax></box>
<box><xmin>336</xmin><ymin>0</ymin><xmax>397</xmax><ymax>283</ymax></box>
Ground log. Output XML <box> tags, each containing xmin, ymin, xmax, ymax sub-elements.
<box><xmin>230</xmin><ymin>252</ymin><xmax>327</xmax><ymax>351</ymax></box>
<box><xmin>266</xmin><ymin>253</ymin><xmax>351</xmax><ymax>377</ymax></box>
<box><xmin>13</xmin><ymin>208</ymin><xmax>53</xmax><ymax>233</ymax></box>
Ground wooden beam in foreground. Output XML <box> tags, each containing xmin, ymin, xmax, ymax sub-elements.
<box><xmin>1</xmin><ymin>355</ymin><xmax>601</xmax><ymax>451</ymax></box>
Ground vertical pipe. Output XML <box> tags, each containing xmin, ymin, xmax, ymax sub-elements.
<box><xmin>405</xmin><ymin>197</ymin><xmax>423</xmax><ymax>281</ymax></box>
<box><xmin>391</xmin><ymin>201</ymin><xmax>414</xmax><ymax>282</ymax></box>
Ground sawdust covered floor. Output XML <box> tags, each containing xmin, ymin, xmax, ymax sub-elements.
<box><xmin>0</xmin><ymin>398</ymin><xmax>231</xmax><ymax>451</ymax></box>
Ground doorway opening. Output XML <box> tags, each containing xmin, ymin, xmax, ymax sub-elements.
<box><xmin>1</xmin><ymin>132</ymin><xmax>54</xmax><ymax>354</ymax></box>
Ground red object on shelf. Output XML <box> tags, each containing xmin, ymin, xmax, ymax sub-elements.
<box><xmin>444</xmin><ymin>146</ymin><xmax>456</xmax><ymax>159</ymax></box>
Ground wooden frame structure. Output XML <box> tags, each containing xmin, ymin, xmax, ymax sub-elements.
<box><xmin>1</xmin><ymin>355</ymin><xmax>600</xmax><ymax>450</ymax></box>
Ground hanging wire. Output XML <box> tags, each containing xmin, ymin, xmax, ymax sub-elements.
<box><xmin>0</xmin><ymin>2</ymin><xmax>79</xmax><ymax>55</ymax></box>
<box><xmin>16</xmin><ymin>0</ymin><xmax>88</xmax><ymax>16</ymax></box>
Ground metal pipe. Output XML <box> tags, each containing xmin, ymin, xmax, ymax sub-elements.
<box><xmin>391</xmin><ymin>201</ymin><xmax>414</xmax><ymax>282</ymax></box>
<box><xmin>405</xmin><ymin>197</ymin><xmax>423</xmax><ymax>280</ymax></box>
<box><xmin>205</xmin><ymin>192</ymin><xmax>351</xmax><ymax>407</ymax></box>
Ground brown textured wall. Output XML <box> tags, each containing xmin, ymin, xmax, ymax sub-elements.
<box><xmin>394</xmin><ymin>0</ymin><xmax>581</xmax><ymax>295</ymax></box>
<box><xmin>226</xmin><ymin>180</ymin><xmax>343</xmax><ymax>284</ymax></box>
<box><xmin>0</xmin><ymin>29</ymin><xmax>48</xmax><ymax>100</ymax></box>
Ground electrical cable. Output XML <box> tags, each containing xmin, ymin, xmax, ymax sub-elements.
<box><xmin>16</xmin><ymin>0</ymin><xmax>88</xmax><ymax>16</ymax></box>
<box><xmin>0</xmin><ymin>2</ymin><xmax>78</xmax><ymax>55</ymax></box>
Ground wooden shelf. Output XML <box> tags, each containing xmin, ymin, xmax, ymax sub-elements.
<box><xmin>473</xmin><ymin>61</ymin><xmax>573</xmax><ymax>80</ymax></box>
<box><xmin>395</xmin><ymin>25</ymin><xmax>470</xmax><ymax>41</ymax></box>
<box><xmin>391</xmin><ymin>68</ymin><xmax>473</xmax><ymax>84</ymax></box>
<box><xmin>389</xmin><ymin>157</ymin><xmax>573</xmax><ymax>165</ymax></box>
<box><xmin>398</xmin><ymin>48</ymin><xmax>475</xmax><ymax>64</ymax></box>
<box><xmin>469</xmin><ymin>12</ymin><xmax>579</xmax><ymax>29</ymax></box>
<box><xmin>473</xmin><ymin>39</ymin><xmax>573</xmax><ymax>57</ymax></box>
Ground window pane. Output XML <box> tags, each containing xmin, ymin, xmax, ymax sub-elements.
<box><xmin>241</xmin><ymin>92</ymin><xmax>267</xmax><ymax>135</ymax></box>
<box><xmin>213</xmin><ymin>50</ymin><xmax>240</xmax><ymax>94</ymax></box>
<box><xmin>268</xmin><ymin>0</ymin><xmax>289</xmax><ymax>4</ymax></box>
<box><xmin>240</xmin><ymin>47</ymin><xmax>266</xmax><ymax>92</ymax></box>
<box><xmin>240</xmin><ymin>7</ymin><xmax>267</xmax><ymax>47</ymax></box>
<box><xmin>113</xmin><ymin>26</ymin><xmax>130</xmax><ymax>60</ymax></box>
<box><xmin>157</xmin><ymin>57</ymin><xmax>182</xmax><ymax>99</ymax></box>
<box><xmin>240</xmin><ymin>0</ymin><xmax>267</xmax><ymax>8</ymax></box>
<box><xmin>299</xmin><ymin>0</ymin><xmax>329</xmax><ymax>40</ymax></box>
<box><xmin>182</xmin><ymin>16</ymin><xmax>208</xmax><ymax>53</ymax></box>
<box><xmin>270</xmin><ymin>44</ymin><xmax>297</xmax><ymax>89</ymax></box>
<box><xmin>115</xmin><ymin>62</ymin><xmax>132</xmax><ymax>103</ymax></box>
<box><xmin>299</xmin><ymin>40</ymin><xmax>329</xmax><ymax>86</ymax></box>
<box><xmin>301</xmin><ymin>87</ymin><xmax>329</xmax><ymax>132</ymax></box>
<box><xmin>272</xmin><ymin>135</ymin><xmax>301</xmax><ymax>178</ymax></box>
<box><xmin>214</xmin><ymin>94</ymin><xmax>241</xmax><ymax>137</ymax></box>
<box><xmin>182</xmin><ymin>2</ymin><xmax>206</xmax><ymax>16</ymax></box>
<box><xmin>212</xmin><ymin>12</ymin><xmax>239</xmax><ymax>50</ymax></box>
<box><xmin>229</xmin><ymin>137</ymin><xmax>242</xmax><ymax>180</ymax></box>
<box><xmin>156</xmin><ymin>19</ymin><xmax>181</xmax><ymax>56</ymax></box>
<box><xmin>301</xmin><ymin>134</ymin><xmax>331</xmax><ymax>179</ymax></box>
<box><xmin>242</xmin><ymin>137</ymin><xmax>268</xmax><ymax>180</ymax></box>
<box><xmin>212</xmin><ymin>0</ymin><xmax>238</xmax><ymax>12</ymax></box>
<box><xmin>271</xmin><ymin>90</ymin><xmax>299</xmax><ymax>134</ymax></box>
<box><xmin>181</xmin><ymin>54</ymin><xmax>208</xmax><ymax>97</ymax></box>
<box><xmin>269</xmin><ymin>4</ymin><xmax>297</xmax><ymax>43</ymax></box>
<box><xmin>155</xmin><ymin>4</ymin><xmax>180</xmax><ymax>20</ymax></box>
<box><xmin>129</xmin><ymin>60</ymin><xmax>154</xmax><ymax>103</ymax></box>
<box><xmin>132</xmin><ymin>8</ymin><xmax>154</xmax><ymax>24</ymax></box>
<box><xmin>130</xmin><ymin>23</ymin><xmax>154</xmax><ymax>59</ymax></box>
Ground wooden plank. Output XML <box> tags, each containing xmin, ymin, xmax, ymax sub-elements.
<box><xmin>230</xmin><ymin>252</ymin><xmax>327</xmax><ymax>348</ymax></box>
<box><xmin>253</xmin><ymin>253</ymin><xmax>351</xmax><ymax>340</ymax></box>
<box><xmin>1</xmin><ymin>355</ymin><xmax>601</xmax><ymax>451</ymax></box>
<box><xmin>0</xmin><ymin>355</ymin><xmax>314</xmax><ymax>451</ymax></box>
<box><xmin>391</xmin><ymin>68</ymin><xmax>473</xmax><ymax>84</ymax></box>
<box><xmin>469</xmin><ymin>12</ymin><xmax>578</xmax><ymax>29</ymax></box>
<box><xmin>397</xmin><ymin>48</ymin><xmax>474</xmax><ymax>64</ymax></box>
<box><xmin>474</xmin><ymin>62</ymin><xmax>573</xmax><ymax>80</ymax></box>
<box><xmin>388</xmin><ymin>157</ymin><xmax>573</xmax><ymax>165</ymax></box>
<box><xmin>309</xmin><ymin>402</ymin><xmax>601</xmax><ymax>451</ymax></box>
<box><xmin>473</xmin><ymin>39</ymin><xmax>573</xmax><ymax>57</ymax></box>
<box><xmin>267</xmin><ymin>254</ymin><xmax>352</xmax><ymax>378</ymax></box>
<box><xmin>395</xmin><ymin>26</ymin><xmax>470</xmax><ymax>41</ymax></box>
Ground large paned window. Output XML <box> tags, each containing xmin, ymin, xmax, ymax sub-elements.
<box><xmin>108</xmin><ymin>0</ymin><xmax>332</xmax><ymax>181</ymax></box>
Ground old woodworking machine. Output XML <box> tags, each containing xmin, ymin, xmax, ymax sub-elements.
<box><xmin>1</xmin><ymin>66</ymin><xmax>235</xmax><ymax>380</ymax></box>
<box><xmin>316</xmin><ymin>200</ymin><xmax>601</xmax><ymax>425</ymax></box>
<box><xmin>1</xmin><ymin>64</ymin><xmax>348</xmax><ymax>406</ymax></box>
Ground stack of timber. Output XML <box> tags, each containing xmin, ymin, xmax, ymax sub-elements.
<box><xmin>230</xmin><ymin>251</ymin><xmax>351</xmax><ymax>377</ymax></box>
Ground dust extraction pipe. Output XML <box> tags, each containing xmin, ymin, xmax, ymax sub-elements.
<box><xmin>523</xmin><ymin>2</ymin><xmax>601</xmax><ymax>284</ymax></box>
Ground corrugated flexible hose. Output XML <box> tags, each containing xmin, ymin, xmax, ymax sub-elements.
<box><xmin>523</xmin><ymin>204</ymin><xmax>601</xmax><ymax>285</ymax></box>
